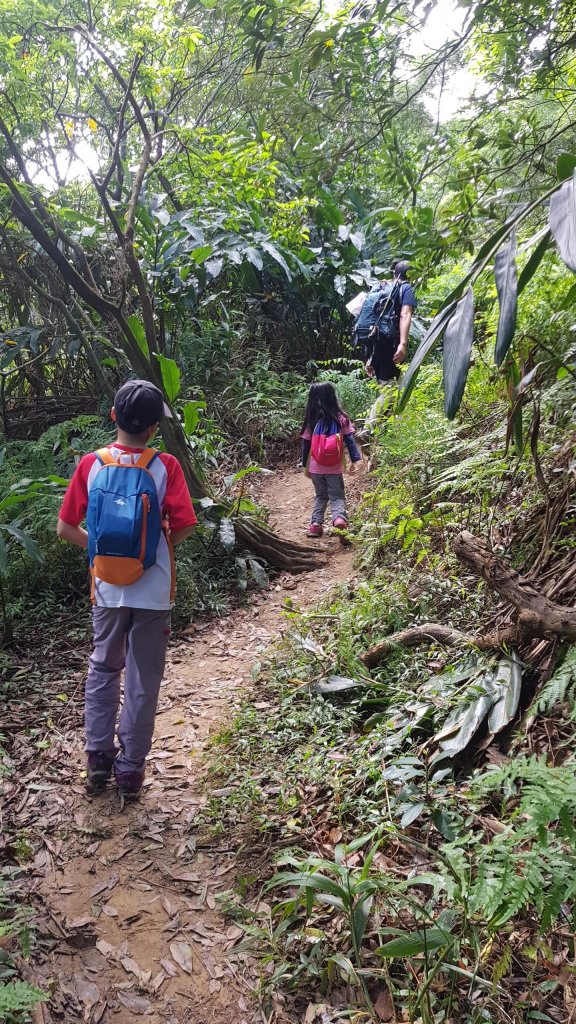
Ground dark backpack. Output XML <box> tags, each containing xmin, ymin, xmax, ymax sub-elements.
<box><xmin>355</xmin><ymin>280</ymin><xmax>402</xmax><ymax>345</ymax></box>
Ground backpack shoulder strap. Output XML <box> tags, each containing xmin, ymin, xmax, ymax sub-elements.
<box><xmin>95</xmin><ymin>447</ymin><xmax>118</xmax><ymax>466</ymax></box>
<box><xmin>376</xmin><ymin>278</ymin><xmax>402</xmax><ymax>324</ymax></box>
<box><xmin>135</xmin><ymin>448</ymin><xmax>159</xmax><ymax>470</ymax></box>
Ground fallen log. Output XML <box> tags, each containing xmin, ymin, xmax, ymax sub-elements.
<box><xmin>361</xmin><ymin>623</ymin><xmax>470</xmax><ymax>668</ymax></box>
<box><xmin>361</xmin><ymin>621</ymin><xmax>521</xmax><ymax>668</ymax></box>
<box><xmin>454</xmin><ymin>530</ymin><xmax>576</xmax><ymax>641</ymax></box>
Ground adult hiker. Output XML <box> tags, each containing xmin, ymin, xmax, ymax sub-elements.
<box><xmin>353</xmin><ymin>260</ymin><xmax>417</xmax><ymax>383</ymax></box>
<box><xmin>57</xmin><ymin>379</ymin><xmax>197</xmax><ymax>801</ymax></box>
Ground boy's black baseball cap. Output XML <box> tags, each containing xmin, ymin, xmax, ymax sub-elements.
<box><xmin>114</xmin><ymin>380</ymin><xmax>172</xmax><ymax>432</ymax></box>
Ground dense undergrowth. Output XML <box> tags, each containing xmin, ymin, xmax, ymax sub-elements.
<box><xmin>206</xmin><ymin>360</ymin><xmax>576</xmax><ymax>1023</ymax></box>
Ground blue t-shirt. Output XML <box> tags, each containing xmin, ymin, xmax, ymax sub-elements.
<box><xmin>398</xmin><ymin>281</ymin><xmax>417</xmax><ymax>309</ymax></box>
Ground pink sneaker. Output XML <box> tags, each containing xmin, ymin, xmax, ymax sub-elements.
<box><xmin>332</xmin><ymin>517</ymin><xmax>348</xmax><ymax>529</ymax></box>
<box><xmin>307</xmin><ymin>523</ymin><xmax>323</xmax><ymax>537</ymax></box>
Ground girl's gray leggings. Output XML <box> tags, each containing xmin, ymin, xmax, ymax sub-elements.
<box><xmin>310</xmin><ymin>473</ymin><xmax>347</xmax><ymax>524</ymax></box>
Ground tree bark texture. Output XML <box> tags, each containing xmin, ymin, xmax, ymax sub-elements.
<box><xmin>453</xmin><ymin>530</ymin><xmax>576</xmax><ymax>641</ymax></box>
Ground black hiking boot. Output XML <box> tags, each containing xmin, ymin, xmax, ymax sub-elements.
<box><xmin>86</xmin><ymin>753</ymin><xmax>114</xmax><ymax>795</ymax></box>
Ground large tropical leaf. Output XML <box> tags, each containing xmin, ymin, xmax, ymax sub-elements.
<box><xmin>397</xmin><ymin>301</ymin><xmax>457</xmax><ymax>412</ymax></box>
<box><xmin>1</xmin><ymin>523</ymin><xmax>44</xmax><ymax>562</ymax></box>
<box><xmin>517</xmin><ymin>230</ymin><xmax>551</xmax><ymax>294</ymax></box>
<box><xmin>218</xmin><ymin>517</ymin><xmax>236</xmax><ymax>552</ymax></box>
<box><xmin>494</xmin><ymin>234</ymin><xmax>518</xmax><ymax>366</ymax></box>
<box><xmin>549</xmin><ymin>170</ymin><xmax>576</xmax><ymax>272</ymax></box>
<box><xmin>487</xmin><ymin>652</ymin><xmax>523</xmax><ymax>733</ymax></box>
<box><xmin>155</xmin><ymin>353</ymin><xmax>181</xmax><ymax>402</ymax></box>
<box><xmin>443</xmin><ymin>287</ymin><xmax>475</xmax><ymax>419</ymax></box>
<box><xmin>377</xmin><ymin>928</ymin><xmax>451</xmax><ymax>958</ymax></box>
<box><xmin>399</xmin><ymin>180</ymin><xmax>566</xmax><ymax>414</ymax></box>
<box><xmin>434</xmin><ymin>677</ymin><xmax>498</xmax><ymax>756</ymax></box>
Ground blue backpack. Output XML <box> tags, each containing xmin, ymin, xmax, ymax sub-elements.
<box><xmin>87</xmin><ymin>448</ymin><xmax>162</xmax><ymax>587</ymax></box>
<box><xmin>355</xmin><ymin>280</ymin><xmax>402</xmax><ymax>342</ymax></box>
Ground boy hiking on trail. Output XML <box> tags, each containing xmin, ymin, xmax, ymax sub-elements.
<box><xmin>301</xmin><ymin>381</ymin><xmax>362</xmax><ymax>540</ymax></box>
<box><xmin>57</xmin><ymin>380</ymin><xmax>197</xmax><ymax>801</ymax></box>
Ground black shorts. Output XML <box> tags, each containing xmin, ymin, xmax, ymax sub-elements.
<box><xmin>371</xmin><ymin>343</ymin><xmax>400</xmax><ymax>382</ymax></box>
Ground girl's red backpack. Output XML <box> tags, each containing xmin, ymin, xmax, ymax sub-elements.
<box><xmin>311</xmin><ymin>418</ymin><xmax>344</xmax><ymax>467</ymax></box>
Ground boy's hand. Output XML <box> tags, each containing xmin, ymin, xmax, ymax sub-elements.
<box><xmin>348</xmin><ymin>462</ymin><xmax>356</xmax><ymax>475</ymax></box>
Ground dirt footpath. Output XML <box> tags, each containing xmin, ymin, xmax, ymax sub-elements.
<box><xmin>8</xmin><ymin>463</ymin><xmax>364</xmax><ymax>1024</ymax></box>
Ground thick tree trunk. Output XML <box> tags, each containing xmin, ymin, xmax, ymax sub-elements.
<box><xmin>453</xmin><ymin>530</ymin><xmax>576</xmax><ymax>641</ymax></box>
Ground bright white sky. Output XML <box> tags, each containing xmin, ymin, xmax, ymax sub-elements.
<box><xmin>411</xmin><ymin>0</ymin><xmax>475</xmax><ymax>121</ymax></box>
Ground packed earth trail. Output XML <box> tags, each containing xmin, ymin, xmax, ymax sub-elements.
<box><xmin>6</xmin><ymin>462</ymin><xmax>366</xmax><ymax>1024</ymax></box>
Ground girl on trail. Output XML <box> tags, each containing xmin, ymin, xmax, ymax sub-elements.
<box><xmin>301</xmin><ymin>381</ymin><xmax>362</xmax><ymax>539</ymax></box>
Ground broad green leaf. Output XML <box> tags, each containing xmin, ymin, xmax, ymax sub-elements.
<box><xmin>557</xmin><ymin>152</ymin><xmax>576</xmax><ymax>182</ymax></box>
<box><xmin>549</xmin><ymin>170</ymin><xmax>576</xmax><ymax>272</ymax></box>
<box><xmin>154</xmin><ymin>354</ymin><xmax>180</xmax><ymax>402</ymax></box>
<box><xmin>182</xmin><ymin>400</ymin><xmax>204</xmax><ymax>436</ymax></box>
<box><xmin>327</xmin><ymin>953</ymin><xmax>358</xmax><ymax>983</ymax></box>
<box><xmin>1</xmin><ymin>524</ymin><xmax>44</xmax><ymax>562</ymax></box>
<box><xmin>377</xmin><ymin>928</ymin><xmax>451</xmax><ymax>958</ymax></box>
<box><xmin>205</xmin><ymin>257</ymin><xmax>223</xmax><ymax>278</ymax></box>
<box><xmin>351</xmin><ymin>894</ymin><xmax>373</xmax><ymax>950</ymax></box>
<box><xmin>434</xmin><ymin>677</ymin><xmax>498</xmax><ymax>756</ymax></box>
<box><xmin>223</xmin><ymin>465</ymin><xmax>272</xmax><ymax>489</ymax></box>
<box><xmin>126</xmin><ymin>315</ymin><xmax>149</xmax><ymax>358</ymax></box>
<box><xmin>443</xmin><ymin>287</ymin><xmax>475</xmax><ymax>419</ymax></box>
<box><xmin>517</xmin><ymin>231</ymin><xmax>551</xmax><ymax>295</ymax></box>
<box><xmin>262</xmin><ymin>241</ymin><xmax>292</xmax><ymax>281</ymax></box>
<box><xmin>218</xmin><ymin>517</ymin><xmax>235</xmax><ymax>552</ymax></box>
<box><xmin>494</xmin><ymin>234</ymin><xmax>518</xmax><ymax>367</ymax></box>
<box><xmin>245</xmin><ymin>247</ymin><xmax>263</xmax><ymax>271</ymax></box>
<box><xmin>191</xmin><ymin>244</ymin><xmax>213</xmax><ymax>264</ymax></box>
<box><xmin>400</xmin><ymin>802</ymin><xmax>425</xmax><ymax>827</ymax></box>
<box><xmin>270</xmin><ymin>871</ymin><xmax>348</xmax><ymax>900</ymax></box>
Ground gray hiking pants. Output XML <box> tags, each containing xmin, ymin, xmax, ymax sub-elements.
<box><xmin>311</xmin><ymin>473</ymin><xmax>347</xmax><ymax>525</ymax></box>
<box><xmin>85</xmin><ymin>607</ymin><xmax>171</xmax><ymax>772</ymax></box>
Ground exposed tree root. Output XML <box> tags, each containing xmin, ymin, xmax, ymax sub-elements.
<box><xmin>361</xmin><ymin>621</ymin><xmax>521</xmax><ymax>668</ymax></box>
<box><xmin>454</xmin><ymin>530</ymin><xmax>576</xmax><ymax>641</ymax></box>
<box><xmin>362</xmin><ymin>531</ymin><xmax>576</xmax><ymax>670</ymax></box>
<box><xmin>234</xmin><ymin>519</ymin><xmax>326</xmax><ymax>572</ymax></box>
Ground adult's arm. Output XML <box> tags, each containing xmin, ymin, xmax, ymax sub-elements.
<box><xmin>394</xmin><ymin>305</ymin><xmax>413</xmax><ymax>365</ymax></box>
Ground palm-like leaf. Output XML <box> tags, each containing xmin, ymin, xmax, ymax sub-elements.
<box><xmin>494</xmin><ymin>234</ymin><xmax>518</xmax><ymax>367</ymax></box>
<box><xmin>549</xmin><ymin>170</ymin><xmax>576</xmax><ymax>272</ymax></box>
<box><xmin>443</xmin><ymin>287</ymin><xmax>475</xmax><ymax>420</ymax></box>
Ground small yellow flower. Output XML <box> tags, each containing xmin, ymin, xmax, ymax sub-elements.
<box><xmin>87</xmin><ymin>117</ymin><xmax>97</xmax><ymax>131</ymax></box>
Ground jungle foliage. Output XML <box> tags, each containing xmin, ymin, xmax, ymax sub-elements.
<box><xmin>1</xmin><ymin>0</ymin><xmax>576</xmax><ymax>1018</ymax></box>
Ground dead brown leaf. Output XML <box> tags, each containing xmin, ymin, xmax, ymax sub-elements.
<box><xmin>116</xmin><ymin>992</ymin><xmax>154</xmax><ymax>1015</ymax></box>
<box><xmin>169</xmin><ymin>940</ymin><xmax>193</xmax><ymax>974</ymax></box>
<box><xmin>374</xmin><ymin>987</ymin><xmax>394</xmax><ymax>1021</ymax></box>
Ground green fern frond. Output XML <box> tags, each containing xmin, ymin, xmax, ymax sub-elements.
<box><xmin>0</xmin><ymin>980</ymin><xmax>48</xmax><ymax>1014</ymax></box>
<box><xmin>531</xmin><ymin>644</ymin><xmax>576</xmax><ymax>717</ymax></box>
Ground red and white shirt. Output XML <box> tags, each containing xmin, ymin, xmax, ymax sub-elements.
<box><xmin>59</xmin><ymin>443</ymin><xmax>197</xmax><ymax>610</ymax></box>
